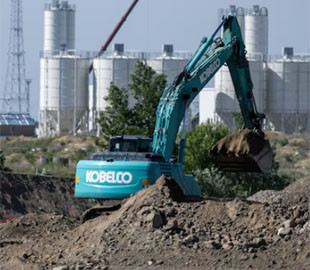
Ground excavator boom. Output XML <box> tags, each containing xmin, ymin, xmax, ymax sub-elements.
<box><xmin>152</xmin><ymin>15</ymin><xmax>273</xmax><ymax>173</ymax></box>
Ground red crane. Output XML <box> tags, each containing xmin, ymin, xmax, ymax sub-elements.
<box><xmin>89</xmin><ymin>0</ymin><xmax>140</xmax><ymax>73</ymax></box>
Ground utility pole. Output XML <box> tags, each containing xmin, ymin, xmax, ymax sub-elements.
<box><xmin>2</xmin><ymin>0</ymin><xmax>29</xmax><ymax>114</ymax></box>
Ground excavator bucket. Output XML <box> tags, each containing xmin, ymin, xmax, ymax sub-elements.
<box><xmin>211</xmin><ymin>129</ymin><xmax>273</xmax><ymax>173</ymax></box>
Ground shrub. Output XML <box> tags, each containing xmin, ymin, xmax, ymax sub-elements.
<box><xmin>195</xmin><ymin>162</ymin><xmax>292</xmax><ymax>198</ymax></box>
<box><xmin>25</xmin><ymin>152</ymin><xmax>36</xmax><ymax>166</ymax></box>
<box><xmin>279</xmin><ymin>138</ymin><xmax>289</xmax><ymax>146</ymax></box>
<box><xmin>183</xmin><ymin>121</ymin><xmax>230</xmax><ymax>173</ymax></box>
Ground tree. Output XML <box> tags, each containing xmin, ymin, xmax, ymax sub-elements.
<box><xmin>97</xmin><ymin>60</ymin><xmax>167</xmax><ymax>147</ymax></box>
<box><xmin>183</xmin><ymin>121</ymin><xmax>230</xmax><ymax>173</ymax></box>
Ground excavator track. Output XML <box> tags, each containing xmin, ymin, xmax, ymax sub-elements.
<box><xmin>211</xmin><ymin>129</ymin><xmax>273</xmax><ymax>173</ymax></box>
<box><xmin>81</xmin><ymin>201</ymin><xmax>122</xmax><ymax>223</ymax></box>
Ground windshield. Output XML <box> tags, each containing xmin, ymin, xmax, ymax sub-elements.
<box><xmin>110</xmin><ymin>138</ymin><xmax>152</xmax><ymax>152</ymax></box>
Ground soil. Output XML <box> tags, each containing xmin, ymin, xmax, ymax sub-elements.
<box><xmin>210</xmin><ymin>129</ymin><xmax>273</xmax><ymax>172</ymax></box>
<box><xmin>211</xmin><ymin>129</ymin><xmax>268</xmax><ymax>156</ymax></box>
<box><xmin>0</xmin><ymin>172</ymin><xmax>309</xmax><ymax>270</ymax></box>
<box><xmin>0</xmin><ymin>172</ymin><xmax>100</xmax><ymax>218</ymax></box>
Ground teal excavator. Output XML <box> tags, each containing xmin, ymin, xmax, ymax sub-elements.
<box><xmin>75</xmin><ymin>15</ymin><xmax>273</xmax><ymax>200</ymax></box>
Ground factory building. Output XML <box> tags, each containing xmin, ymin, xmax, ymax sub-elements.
<box><xmin>39</xmin><ymin>0</ymin><xmax>195</xmax><ymax>137</ymax></box>
<box><xmin>0</xmin><ymin>114</ymin><xmax>36</xmax><ymax>137</ymax></box>
<box><xmin>38</xmin><ymin>1</ymin><xmax>309</xmax><ymax>137</ymax></box>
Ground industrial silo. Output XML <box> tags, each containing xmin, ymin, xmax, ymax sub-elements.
<box><xmin>93</xmin><ymin>44</ymin><xmax>139</xmax><ymax>113</ymax></box>
<box><xmin>44</xmin><ymin>0</ymin><xmax>75</xmax><ymax>55</ymax></box>
<box><xmin>214</xmin><ymin>55</ymin><xmax>265</xmax><ymax>130</ymax></box>
<box><xmin>266</xmin><ymin>48</ymin><xmax>310</xmax><ymax>134</ymax></box>
<box><xmin>147</xmin><ymin>45</ymin><xmax>190</xmax><ymax>83</ymax></box>
<box><xmin>244</xmin><ymin>5</ymin><xmax>268</xmax><ymax>61</ymax></box>
<box><xmin>147</xmin><ymin>45</ymin><xmax>195</xmax><ymax>130</ymax></box>
<box><xmin>39</xmin><ymin>54</ymin><xmax>89</xmax><ymax>137</ymax></box>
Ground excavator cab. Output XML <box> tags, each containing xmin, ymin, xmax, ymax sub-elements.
<box><xmin>211</xmin><ymin>129</ymin><xmax>273</xmax><ymax>173</ymax></box>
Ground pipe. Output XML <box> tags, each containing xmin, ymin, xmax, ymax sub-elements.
<box><xmin>89</xmin><ymin>0</ymin><xmax>139</xmax><ymax>73</ymax></box>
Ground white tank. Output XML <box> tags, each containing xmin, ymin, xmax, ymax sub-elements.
<box><xmin>214</xmin><ymin>56</ymin><xmax>265</xmax><ymax>130</ymax></box>
<box><xmin>266</xmin><ymin>55</ymin><xmax>310</xmax><ymax>134</ymax></box>
<box><xmin>244</xmin><ymin>6</ymin><xmax>268</xmax><ymax>61</ymax></box>
<box><xmin>44</xmin><ymin>0</ymin><xmax>75</xmax><ymax>55</ymax></box>
<box><xmin>147</xmin><ymin>44</ymin><xmax>190</xmax><ymax>83</ymax></box>
<box><xmin>147</xmin><ymin>45</ymin><xmax>194</xmax><ymax>130</ymax></box>
<box><xmin>39</xmin><ymin>55</ymin><xmax>89</xmax><ymax>137</ymax></box>
<box><xmin>93</xmin><ymin>54</ymin><xmax>139</xmax><ymax>112</ymax></box>
<box><xmin>199</xmin><ymin>88</ymin><xmax>217</xmax><ymax>124</ymax></box>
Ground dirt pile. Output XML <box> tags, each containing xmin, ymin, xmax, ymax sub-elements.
<box><xmin>0</xmin><ymin>174</ymin><xmax>309</xmax><ymax>269</ymax></box>
<box><xmin>0</xmin><ymin>171</ymin><xmax>99</xmax><ymax>217</ymax></box>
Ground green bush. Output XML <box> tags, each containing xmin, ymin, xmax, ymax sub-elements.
<box><xmin>25</xmin><ymin>152</ymin><xmax>36</xmax><ymax>166</ymax></box>
<box><xmin>279</xmin><ymin>138</ymin><xmax>289</xmax><ymax>146</ymax></box>
<box><xmin>183</xmin><ymin>121</ymin><xmax>230</xmax><ymax>173</ymax></box>
<box><xmin>183</xmin><ymin>122</ymin><xmax>293</xmax><ymax>198</ymax></box>
<box><xmin>195</xmin><ymin>162</ymin><xmax>292</xmax><ymax>198</ymax></box>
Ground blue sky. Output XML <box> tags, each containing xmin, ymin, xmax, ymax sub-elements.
<box><xmin>0</xmin><ymin>0</ymin><xmax>309</xmax><ymax>120</ymax></box>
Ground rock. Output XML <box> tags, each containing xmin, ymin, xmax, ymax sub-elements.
<box><xmin>143</xmin><ymin>208</ymin><xmax>164</xmax><ymax>229</ymax></box>
<box><xmin>152</xmin><ymin>213</ymin><xmax>164</xmax><ymax>229</ymax></box>
<box><xmin>205</xmin><ymin>240</ymin><xmax>222</xmax><ymax>249</ymax></box>
<box><xmin>240</xmin><ymin>254</ymin><xmax>249</xmax><ymax>261</ymax></box>
<box><xmin>302</xmin><ymin>221</ymin><xmax>310</xmax><ymax>231</ymax></box>
<box><xmin>282</xmin><ymin>219</ymin><xmax>296</xmax><ymax>229</ymax></box>
<box><xmin>147</xmin><ymin>260</ymin><xmax>154</xmax><ymax>266</ymax></box>
<box><xmin>277</xmin><ymin>227</ymin><xmax>292</xmax><ymax>237</ymax></box>
<box><xmin>52</xmin><ymin>266</ymin><xmax>68</xmax><ymax>270</ymax></box>
<box><xmin>183</xmin><ymin>235</ymin><xmax>199</xmax><ymax>245</ymax></box>
<box><xmin>222</xmin><ymin>242</ymin><xmax>233</xmax><ymax>250</ymax></box>
<box><xmin>246</xmin><ymin>238</ymin><xmax>267</xmax><ymax>248</ymax></box>
<box><xmin>166</xmin><ymin>208</ymin><xmax>178</xmax><ymax>217</ymax></box>
<box><xmin>298</xmin><ymin>221</ymin><xmax>310</xmax><ymax>234</ymax></box>
<box><xmin>165</xmin><ymin>219</ymin><xmax>178</xmax><ymax>231</ymax></box>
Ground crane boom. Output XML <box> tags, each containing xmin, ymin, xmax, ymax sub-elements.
<box><xmin>89</xmin><ymin>0</ymin><xmax>139</xmax><ymax>73</ymax></box>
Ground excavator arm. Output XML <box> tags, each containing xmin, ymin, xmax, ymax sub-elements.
<box><xmin>152</xmin><ymin>15</ymin><xmax>273</xmax><ymax>173</ymax></box>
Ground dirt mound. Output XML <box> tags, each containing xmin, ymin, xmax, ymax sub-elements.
<box><xmin>0</xmin><ymin>175</ymin><xmax>309</xmax><ymax>269</ymax></box>
<box><xmin>0</xmin><ymin>171</ymin><xmax>99</xmax><ymax>217</ymax></box>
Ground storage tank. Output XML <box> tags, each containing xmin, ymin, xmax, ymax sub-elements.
<box><xmin>44</xmin><ymin>0</ymin><xmax>75</xmax><ymax>55</ymax></box>
<box><xmin>214</xmin><ymin>55</ymin><xmax>265</xmax><ymax>130</ymax></box>
<box><xmin>147</xmin><ymin>45</ymin><xmax>195</xmax><ymax>130</ymax></box>
<box><xmin>199</xmin><ymin>88</ymin><xmax>217</xmax><ymax>124</ymax></box>
<box><xmin>244</xmin><ymin>5</ymin><xmax>268</xmax><ymax>61</ymax></box>
<box><xmin>266</xmin><ymin>49</ymin><xmax>310</xmax><ymax>134</ymax></box>
<box><xmin>39</xmin><ymin>54</ymin><xmax>89</xmax><ymax>137</ymax></box>
<box><xmin>93</xmin><ymin>44</ymin><xmax>139</xmax><ymax>113</ymax></box>
<box><xmin>147</xmin><ymin>44</ymin><xmax>190</xmax><ymax>83</ymax></box>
